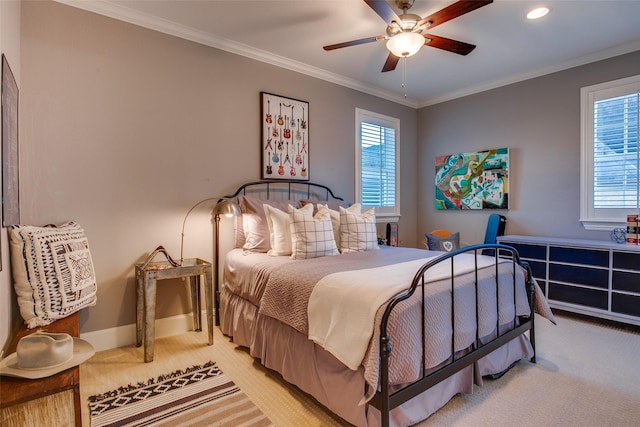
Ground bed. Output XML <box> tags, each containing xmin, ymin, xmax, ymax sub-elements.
<box><xmin>216</xmin><ymin>180</ymin><xmax>555</xmax><ymax>427</ymax></box>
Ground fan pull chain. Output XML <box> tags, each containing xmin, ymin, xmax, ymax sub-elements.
<box><xmin>402</xmin><ymin>57</ymin><xmax>408</xmax><ymax>99</ymax></box>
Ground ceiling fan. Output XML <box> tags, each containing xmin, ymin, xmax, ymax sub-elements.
<box><xmin>323</xmin><ymin>0</ymin><xmax>493</xmax><ymax>72</ymax></box>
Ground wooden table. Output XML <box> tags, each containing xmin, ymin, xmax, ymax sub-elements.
<box><xmin>135</xmin><ymin>258</ymin><xmax>213</xmax><ymax>362</ymax></box>
<box><xmin>0</xmin><ymin>312</ymin><xmax>81</xmax><ymax>426</ymax></box>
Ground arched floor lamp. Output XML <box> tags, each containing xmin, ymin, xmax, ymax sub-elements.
<box><xmin>180</xmin><ymin>197</ymin><xmax>240</xmax><ymax>327</ymax></box>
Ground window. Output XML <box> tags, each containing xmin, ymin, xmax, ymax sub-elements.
<box><xmin>581</xmin><ymin>75</ymin><xmax>640</xmax><ymax>230</ymax></box>
<box><xmin>355</xmin><ymin>108</ymin><xmax>400</xmax><ymax>221</ymax></box>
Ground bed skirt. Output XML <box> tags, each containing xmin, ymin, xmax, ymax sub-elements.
<box><xmin>219</xmin><ymin>287</ymin><xmax>532</xmax><ymax>427</ymax></box>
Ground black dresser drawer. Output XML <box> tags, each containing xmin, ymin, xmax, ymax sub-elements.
<box><xmin>501</xmin><ymin>242</ymin><xmax>546</xmax><ymax>260</ymax></box>
<box><xmin>527</xmin><ymin>260</ymin><xmax>546</xmax><ymax>280</ymax></box>
<box><xmin>613</xmin><ymin>251</ymin><xmax>640</xmax><ymax>270</ymax></box>
<box><xmin>549</xmin><ymin>283</ymin><xmax>608</xmax><ymax>310</ymax></box>
<box><xmin>612</xmin><ymin>293</ymin><xmax>640</xmax><ymax>317</ymax></box>
<box><xmin>549</xmin><ymin>264</ymin><xmax>608</xmax><ymax>289</ymax></box>
<box><xmin>550</xmin><ymin>247</ymin><xmax>609</xmax><ymax>267</ymax></box>
<box><xmin>612</xmin><ymin>271</ymin><xmax>640</xmax><ymax>293</ymax></box>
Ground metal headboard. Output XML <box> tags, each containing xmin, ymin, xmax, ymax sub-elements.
<box><xmin>223</xmin><ymin>179</ymin><xmax>344</xmax><ymax>202</ymax></box>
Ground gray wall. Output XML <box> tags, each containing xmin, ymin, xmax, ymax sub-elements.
<box><xmin>14</xmin><ymin>0</ymin><xmax>417</xmax><ymax>335</ymax></box>
<box><xmin>417</xmin><ymin>50</ymin><xmax>640</xmax><ymax>247</ymax></box>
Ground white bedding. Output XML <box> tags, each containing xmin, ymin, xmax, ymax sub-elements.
<box><xmin>307</xmin><ymin>254</ymin><xmax>499</xmax><ymax>370</ymax></box>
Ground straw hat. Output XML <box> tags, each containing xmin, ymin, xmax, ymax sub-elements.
<box><xmin>0</xmin><ymin>331</ymin><xmax>95</xmax><ymax>379</ymax></box>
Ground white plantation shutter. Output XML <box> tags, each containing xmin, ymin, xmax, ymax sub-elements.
<box><xmin>355</xmin><ymin>109</ymin><xmax>400</xmax><ymax>220</ymax></box>
<box><xmin>593</xmin><ymin>93</ymin><xmax>639</xmax><ymax>208</ymax></box>
<box><xmin>360</xmin><ymin>122</ymin><xmax>396</xmax><ymax>207</ymax></box>
<box><xmin>581</xmin><ymin>75</ymin><xmax>640</xmax><ymax>230</ymax></box>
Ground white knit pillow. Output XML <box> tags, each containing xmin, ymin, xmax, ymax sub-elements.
<box><xmin>289</xmin><ymin>205</ymin><xmax>339</xmax><ymax>260</ymax></box>
<box><xmin>8</xmin><ymin>222</ymin><xmax>98</xmax><ymax>328</ymax></box>
<box><xmin>339</xmin><ymin>205</ymin><xmax>379</xmax><ymax>253</ymax></box>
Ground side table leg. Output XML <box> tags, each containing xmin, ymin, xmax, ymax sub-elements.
<box><xmin>204</xmin><ymin>266</ymin><xmax>214</xmax><ymax>345</ymax></box>
<box><xmin>190</xmin><ymin>276</ymin><xmax>202</xmax><ymax>331</ymax></box>
<box><xmin>144</xmin><ymin>273</ymin><xmax>157</xmax><ymax>363</ymax></box>
<box><xmin>135</xmin><ymin>271</ymin><xmax>144</xmax><ymax>347</ymax></box>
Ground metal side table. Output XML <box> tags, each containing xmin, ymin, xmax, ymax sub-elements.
<box><xmin>135</xmin><ymin>258</ymin><xmax>213</xmax><ymax>362</ymax></box>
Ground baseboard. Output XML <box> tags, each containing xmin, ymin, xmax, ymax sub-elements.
<box><xmin>80</xmin><ymin>311</ymin><xmax>207</xmax><ymax>352</ymax></box>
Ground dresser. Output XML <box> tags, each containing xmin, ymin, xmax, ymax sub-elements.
<box><xmin>497</xmin><ymin>235</ymin><xmax>640</xmax><ymax>326</ymax></box>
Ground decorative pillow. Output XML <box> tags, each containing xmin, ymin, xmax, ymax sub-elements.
<box><xmin>299</xmin><ymin>199</ymin><xmax>351</xmax><ymax>214</ymax></box>
<box><xmin>315</xmin><ymin>203</ymin><xmax>363</xmax><ymax>250</ymax></box>
<box><xmin>289</xmin><ymin>205</ymin><xmax>339</xmax><ymax>260</ymax></box>
<box><xmin>263</xmin><ymin>203</ymin><xmax>313</xmax><ymax>256</ymax></box>
<box><xmin>237</xmin><ymin>196</ymin><xmax>297</xmax><ymax>252</ymax></box>
<box><xmin>425</xmin><ymin>232</ymin><xmax>460</xmax><ymax>253</ymax></box>
<box><xmin>317</xmin><ymin>204</ymin><xmax>341</xmax><ymax>249</ymax></box>
<box><xmin>8</xmin><ymin>222</ymin><xmax>98</xmax><ymax>328</ymax></box>
<box><xmin>339</xmin><ymin>205</ymin><xmax>379</xmax><ymax>253</ymax></box>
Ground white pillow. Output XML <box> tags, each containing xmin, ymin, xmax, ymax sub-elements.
<box><xmin>316</xmin><ymin>203</ymin><xmax>363</xmax><ymax>251</ymax></box>
<box><xmin>237</xmin><ymin>196</ymin><xmax>298</xmax><ymax>252</ymax></box>
<box><xmin>289</xmin><ymin>205</ymin><xmax>339</xmax><ymax>260</ymax></box>
<box><xmin>263</xmin><ymin>203</ymin><xmax>312</xmax><ymax>256</ymax></box>
<box><xmin>339</xmin><ymin>205</ymin><xmax>379</xmax><ymax>253</ymax></box>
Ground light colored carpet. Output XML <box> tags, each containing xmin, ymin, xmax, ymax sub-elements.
<box><xmin>81</xmin><ymin>312</ymin><xmax>640</xmax><ymax>426</ymax></box>
<box><xmin>88</xmin><ymin>361</ymin><xmax>271</xmax><ymax>427</ymax></box>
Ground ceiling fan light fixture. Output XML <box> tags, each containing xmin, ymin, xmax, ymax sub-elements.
<box><xmin>526</xmin><ymin>7</ymin><xmax>549</xmax><ymax>20</ymax></box>
<box><xmin>386</xmin><ymin>31</ymin><xmax>424</xmax><ymax>57</ymax></box>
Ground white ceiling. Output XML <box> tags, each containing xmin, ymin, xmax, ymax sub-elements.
<box><xmin>56</xmin><ymin>0</ymin><xmax>640</xmax><ymax>108</ymax></box>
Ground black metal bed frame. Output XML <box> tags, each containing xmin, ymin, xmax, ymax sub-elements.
<box><xmin>219</xmin><ymin>180</ymin><xmax>537</xmax><ymax>427</ymax></box>
<box><xmin>371</xmin><ymin>244</ymin><xmax>537</xmax><ymax>427</ymax></box>
<box><xmin>223</xmin><ymin>179</ymin><xmax>344</xmax><ymax>203</ymax></box>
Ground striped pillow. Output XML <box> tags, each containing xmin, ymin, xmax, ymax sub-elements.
<box><xmin>289</xmin><ymin>205</ymin><xmax>339</xmax><ymax>260</ymax></box>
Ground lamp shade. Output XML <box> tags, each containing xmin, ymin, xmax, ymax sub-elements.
<box><xmin>212</xmin><ymin>198</ymin><xmax>241</xmax><ymax>218</ymax></box>
<box><xmin>386</xmin><ymin>32</ymin><xmax>425</xmax><ymax>57</ymax></box>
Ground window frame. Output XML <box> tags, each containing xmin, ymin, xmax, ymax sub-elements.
<box><xmin>580</xmin><ymin>74</ymin><xmax>640</xmax><ymax>231</ymax></box>
<box><xmin>355</xmin><ymin>108</ymin><xmax>400</xmax><ymax>223</ymax></box>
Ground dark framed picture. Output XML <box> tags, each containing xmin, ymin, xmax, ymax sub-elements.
<box><xmin>260</xmin><ymin>92</ymin><xmax>309</xmax><ymax>181</ymax></box>
<box><xmin>2</xmin><ymin>54</ymin><xmax>20</xmax><ymax>229</ymax></box>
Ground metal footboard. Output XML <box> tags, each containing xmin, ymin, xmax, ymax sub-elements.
<box><xmin>371</xmin><ymin>244</ymin><xmax>537</xmax><ymax>427</ymax></box>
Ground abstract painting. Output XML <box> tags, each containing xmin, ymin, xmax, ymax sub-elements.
<box><xmin>435</xmin><ymin>148</ymin><xmax>509</xmax><ymax>210</ymax></box>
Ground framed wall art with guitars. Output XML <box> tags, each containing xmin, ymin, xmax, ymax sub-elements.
<box><xmin>435</xmin><ymin>147</ymin><xmax>509</xmax><ymax>210</ymax></box>
<box><xmin>260</xmin><ymin>92</ymin><xmax>309</xmax><ymax>181</ymax></box>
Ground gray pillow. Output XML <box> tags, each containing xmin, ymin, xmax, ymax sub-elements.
<box><xmin>425</xmin><ymin>232</ymin><xmax>460</xmax><ymax>252</ymax></box>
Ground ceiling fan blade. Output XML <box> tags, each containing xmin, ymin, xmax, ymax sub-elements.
<box><xmin>323</xmin><ymin>35</ymin><xmax>386</xmax><ymax>51</ymax></box>
<box><xmin>364</xmin><ymin>0</ymin><xmax>400</xmax><ymax>24</ymax></box>
<box><xmin>417</xmin><ymin>0</ymin><xmax>493</xmax><ymax>30</ymax></box>
<box><xmin>424</xmin><ymin>34</ymin><xmax>476</xmax><ymax>55</ymax></box>
<box><xmin>382</xmin><ymin>53</ymin><xmax>400</xmax><ymax>72</ymax></box>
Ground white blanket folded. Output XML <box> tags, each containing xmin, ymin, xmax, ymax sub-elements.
<box><xmin>308</xmin><ymin>254</ymin><xmax>497</xmax><ymax>370</ymax></box>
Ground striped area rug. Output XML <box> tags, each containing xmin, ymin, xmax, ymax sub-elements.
<box><xmin>88</xmin><ymin>361</ymin><xmax>273</xmax><ymax>426</ymax></box>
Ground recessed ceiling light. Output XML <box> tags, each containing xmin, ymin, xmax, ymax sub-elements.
<box><xmin>526</xmin><ymin>7</ymin><xmax>550</xmax><ymax>20</ymax></box>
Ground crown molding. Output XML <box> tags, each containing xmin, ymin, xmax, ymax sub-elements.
<box><xmin>51</xmin><ymin>1</ymin><xmax>640</xmax><ymax>110</ymax></box>
<box><xmin>417</xmin><ymin>40</ymin><xmax>640</xmax><ymax>108</ymax></box>
<box><xmin>53</xmin><ymin>0</ymin><xmax>418</xmax><ymax>108</ymax></box>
